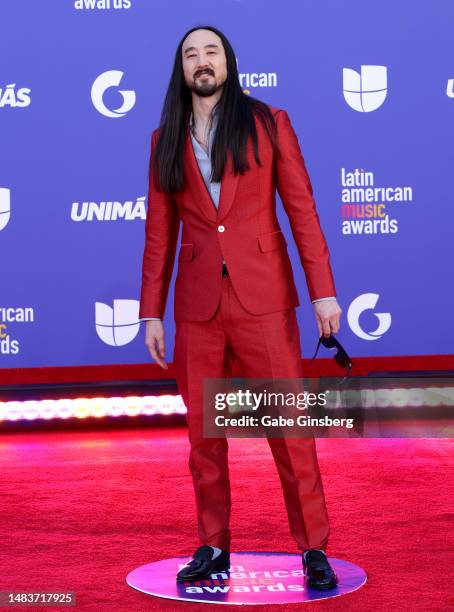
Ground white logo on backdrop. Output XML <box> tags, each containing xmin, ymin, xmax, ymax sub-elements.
<box><xmin>0</xmin><ymin>188</ymin><xmax>11</xmax><ymax>231</ymax></box>
<box><xmin>343</xmin><ymin>65</ymin><xmax>387</xmax><ymax>112</ymax></box>
<box><xmin>236</xmin><ymin>56</ymin><xmax>278</xmax><ymax>92</ymax></box>
<box><xmin>95</xmin><ymin>299</ymin><xmax>140</xmax><ymax>346</ymax></box>
<box><xmin>91</xmin><ymin>70</ymin><xmax>136</xmax><ymax>118</ymax></box>
<box><xmin>74</xmin><ymin>0</ymin><xmax>132</xmax><ymax>9</ymax></box>
<box><xmin>347</xmin><ymin>293</ymin><xmax>391</xmax><ymax>340</ymax></box>
<box><xmin>71</xmin><ymin>197</ymin><xmax>146</xmax><ymax>221</ymax></box>
<box><xmin>0</xmin><ymin>84</ymin><xmax>31</xmax><ymax>108</ymax></box>
<box><xmin>446</xmin><ymin>79</ymin><xmax>454</xmax><ymax>98</ymax></box>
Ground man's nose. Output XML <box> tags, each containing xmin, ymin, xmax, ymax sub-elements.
<box><xmin>196</xmin><ymin>62</ymin><xmax>213</xmax><ymax>73</ymax></box>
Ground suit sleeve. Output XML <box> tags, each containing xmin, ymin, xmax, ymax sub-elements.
<box><xmin>273</xmin><ymin>109</ymin><xmax>337</xmax><ymax>302</ymax></box>
<box><xmin>139</xmin><ymin>130</ymin><xmax>180</xmax><ymax>319</ymax></box>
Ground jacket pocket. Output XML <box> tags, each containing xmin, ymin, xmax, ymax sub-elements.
<box><xmin>178</xmin><ymin>243</ymin><xmax>194</xmax><ymax>261</ymax></box>
<box><xmin>257</xmin><ymin>230</ymin><xmax>287</xmax><ymax>253</ymax></box>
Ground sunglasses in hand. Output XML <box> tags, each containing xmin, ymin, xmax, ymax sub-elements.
<box><xmin>311</xmin><ymin>333</ymin><xmax>352</xmax><ymax>377</ymax></box>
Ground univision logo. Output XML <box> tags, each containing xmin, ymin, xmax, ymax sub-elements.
<box><xmin>95</xmin><ymin>299</ymin><xmax>140</xmax><ymax>346</ymax></box>
<box><xmin>0</xmin><ymin>188</ymin><xmax>11</xmax><ymax>231</ymax></box>
<box><xmin>343</xmin><ymin>65</ymin><xmax>387</xmax><ymax>112</ymax></box>
<box><xmin>91</xmin><ymin>70</ymin><xmax>136</xmax><ymax>118</ymax></box>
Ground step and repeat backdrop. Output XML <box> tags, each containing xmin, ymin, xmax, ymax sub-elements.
<box><xmin>1</xmin><ymin>1</ymin><xmax>453</xmax><ymax>368</ymax></box>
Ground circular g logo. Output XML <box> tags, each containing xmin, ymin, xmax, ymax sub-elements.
<box><xmin>347</xmin><ymin>293</ymin><xmax>391</xmax><ymax>341</ymax></box>
<box><xmin>91</xmin><ymin>70</ymin><xmax>136</xmax><ymax>118</ymax></box>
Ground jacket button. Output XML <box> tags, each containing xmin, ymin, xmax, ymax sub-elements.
<box><xmin>218</xmin><ymin>225</ymin><xmax>225</xmax><ymax>232</ymax></box>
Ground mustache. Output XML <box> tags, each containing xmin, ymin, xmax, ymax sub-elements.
<box><xmin>194</xmin><ymin>69</ymin><xmax>214</xmax><ymax>79</ymax></box>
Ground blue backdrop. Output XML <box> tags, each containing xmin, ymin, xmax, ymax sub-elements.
<box><xmin>1</xmin><ymin>0</ymin><xmax>453</xmax><ymax>369</ymax></box>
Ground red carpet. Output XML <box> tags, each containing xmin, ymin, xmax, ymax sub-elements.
<box><xmin>0</xmin><ymin>427</ymin><xmax>452</xmax><ymax>611</ymax></box>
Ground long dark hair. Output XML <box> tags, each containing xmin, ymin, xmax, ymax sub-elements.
<box><xmin>151</xmin><ymin>25</ymin><xmax>278</xmax><ymax>194</ymax></box>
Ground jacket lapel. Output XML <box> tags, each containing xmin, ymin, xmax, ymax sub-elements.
<box><xmin>184</xmin><ymin>129</ymin><xmax>217</xmax><ymax>223</ymax></box>
<box><xmin>216</xmin><ymin>148</ymin><xmax>239</xmax><ymax>223</ymax></box>
<box><xmin>184</xmin><ymin>120</ymin><xmax>239</xmax><ymax>224</ymax></box>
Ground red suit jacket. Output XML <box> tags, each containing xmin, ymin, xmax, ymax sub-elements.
<box><xmin>139</xmin><ymin>105</ymin><xmax>336</xmax><ymax>322</ymax></box>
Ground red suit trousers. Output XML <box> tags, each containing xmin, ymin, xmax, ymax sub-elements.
<box><xmin>173</xmin><ymin>273</ymin><xmax>330</xmax><ymax>553</ymax></box>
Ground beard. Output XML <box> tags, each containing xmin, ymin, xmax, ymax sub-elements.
<box><xmin>187</xmin><ymin>72</ymin><xmax>220</xmax><ymax>97</ymax></box>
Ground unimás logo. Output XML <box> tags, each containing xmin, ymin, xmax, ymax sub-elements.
<box><xmin>0</xmin><ymin>83</ymin><xmax>31</xmax><ymax>108</ymax></box>
<box><xmin>74</xmin><ymin>0</ymin><xmax>131</xmax><ymax>9</ymax></box>
<box><xmin>95</xmin><ymin>299</ymin><xmax>140</xmax><ymax>346</ymax></box>
<box><xmin>0</xmin><ymin>188</ymin><xmax>11</xmax><ymax>231</ymax></box>
<box><xmin>447</xmin><ymin>79</ymin><xmax>454</xmax><ymax>98</ymax></box>
<box><xmin>91</xmin><ymin>70</ymin><xmax>136</xmax><ymax>118</ymax></box>
<box><xmin>71</xmin><ymin>197</ymin><xmax>146</xmax><ymax>221</ymax></box>
<box><xmin>343</xmin><ymin>65</ymin><xmax>387</xmax><ymax>112</ymax></box>
<box><xmin>347</xmin><ymin>293</ymin><xmax>391</xmax><ymax>341</ymax></box>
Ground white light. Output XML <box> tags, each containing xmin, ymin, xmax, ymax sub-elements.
<box><xmin>0</xmin><ymin>394</ymin><xmax>187</xmax><ymax>422</ymax></box>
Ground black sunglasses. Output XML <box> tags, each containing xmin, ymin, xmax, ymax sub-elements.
<box><xmin>311</xmin><ymin>334</ymin><xmax>352</xmax><ymax>376</ymax></box>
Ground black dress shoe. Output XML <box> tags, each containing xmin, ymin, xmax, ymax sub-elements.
<box><xmin>176</xmin><ymin>545</ymin><xmax>230</xmax><ymax>582</ymax></box>
<box><xmin>302</xmin><ymin>549</ymin><xmax>338</xmax><ymax>590</ymax></box>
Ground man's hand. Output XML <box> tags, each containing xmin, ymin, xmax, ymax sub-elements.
<box><xmin>313</xmin><ymin>299</ymin><xmax>342</xmax><ymax>337</ymax></box>
<box><xmin>145</xmin><ymin>320</ymin><xmax>168</xmax><ymax>369</ymax></box>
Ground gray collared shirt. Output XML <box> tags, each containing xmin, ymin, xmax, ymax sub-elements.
<box><xmin>188</xmin><ymin>108</ymin><xmax>221</xmax><ymax>209</ymax></box>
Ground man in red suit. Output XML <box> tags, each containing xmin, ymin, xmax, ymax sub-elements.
<box><xmin>139</xmin><ymin>25</ymin><xmax>342</xmax><ymax>590</ymax></box>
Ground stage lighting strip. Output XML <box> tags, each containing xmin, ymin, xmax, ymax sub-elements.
<box><xmin>0</xmin><ymin>387</ymin><xmax>453</xmax><ymax>422</ymax></box>
<box><xmin>0</xmin><ymin>395</ymin><xmax>187</xmax><ymax>422</ymax></box>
